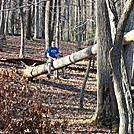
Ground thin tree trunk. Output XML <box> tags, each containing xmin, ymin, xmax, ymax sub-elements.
<box><xmin>50</xmin><ymin>0</ymin><xmax>57</xmax><ymax>41</ymax></box>
<box><xmin>89</xmin><ymin>0</ymin><xmax>95</xmax><ymax>34</ymax></box>
<box><xmin>79</xmin><ymin>59</ymin><xmax>91</xmax><ymax>109</ymax></box>
<box><xmin>74</xmin><ymin>0</ymin><xmax>78</xmax><ymax>41</ymax></box>
<box><xmin>83</xmin><ymin>0</ymin><xmax>87</xmax><ymax>41</ymax></box>
<box><xmin>55</xmin><ymin>0</ymin><xmax>60</xmax><ymax>46</ymax></box>
<box><xmin>45</xmin><ymin>0</ymin><xmax>50</xmax><ymax>49</ymax></box>
<box><xmin>19</xmin><ymin>0</ymin><xmax>25</xmax><ymax>58</ymax></box>
<box><xmin>67</xmin><ymin>0</ymin><xmax>70</xmax><ymax>41</ymax></box>
<box><xmin>4</xmin><ymin>0</ymin><xmax>11</xmax><ymax>38</ymax></box>
<box><xmin>25</xmin><ymin>0</ymin><xmax>32</xmax><ymax>40</ymax></box>
<box><xmin>0</xmin><ymin>0</ymin><xmax>6</xmax><ymax>40</ymax></box>
<box><xmin>8</xmin><ymin>1</ymin><xmax>15</xmax><ymax>35</ymax></box>
<box><xmin>34</xmin><ymin>0</ymin><xmax>39</xmax><ymax>38</ymax></box>
<box><xmin>77</xmin><ymin>0</ymin><xmax>82</xmax><ymax>48</ymax></box>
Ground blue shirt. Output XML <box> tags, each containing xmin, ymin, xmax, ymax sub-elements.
<box><xmin>46</xmin><ymin>46</ymin><xmax>59</xmax><ymax>58</ymax></box>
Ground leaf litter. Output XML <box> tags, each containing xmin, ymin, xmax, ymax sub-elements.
<box><xmin>0</xmin><ymin>36</ymin><xmax>122</xmax><ymax>133</ymax></box>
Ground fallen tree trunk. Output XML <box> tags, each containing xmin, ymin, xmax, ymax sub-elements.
<box><xmin>17</xmin><ymin>44</ymin><xmax>97</xmax><ymax>78</ymax></box>
<box><xmin>123</xmin><ymin>30</ymin><xmax>134</xmax><ymax>44</ymax></box>
<box><xmin>16</xmin><ymin>30</ymin><xmax>134</xmax><ymax>78</ymax></box>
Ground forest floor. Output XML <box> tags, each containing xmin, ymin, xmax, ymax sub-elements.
<box><xmin>0</xmin><ymin>36</ymin><xmax>133</xmax><ymax>134</ymax></box>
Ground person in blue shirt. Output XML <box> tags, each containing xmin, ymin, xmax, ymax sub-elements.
<box><xmin>46</xmin><ymin>40</ymin><xmax>67</xmax><ymax>79</ymax></box>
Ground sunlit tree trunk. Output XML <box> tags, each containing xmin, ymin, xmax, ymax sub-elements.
<box><xmin>19</xmin><ymin>0</ymin><xmax>25</xmax><ymax>58</ymax></box>
<box><xmin>50</xmin><ymin>0</ymin><xmax>57</xmax><ymax>42</ymax></box>
<box><xmin>55</xmin><ymin>0</ymin><xmax>61</xmax><ymax>46</ymax></box>
<box><xmin>45</xmin><ymin>0</ymin><xmax>50</xmax><ymax>49</ymax></box>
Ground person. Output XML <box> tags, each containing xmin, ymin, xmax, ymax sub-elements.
<box><xmin>45</xmin><ymin>40</ymin><xmax>67</xmax><ymax>79</ymax></box>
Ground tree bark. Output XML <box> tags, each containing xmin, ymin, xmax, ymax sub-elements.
<box><xmin>110</xmin><ymin>0</ymin><xmax>134</xmax><ymax>133</ymax></box>
<box><xmin>45</xmin><ymin>0</ymin><xmax>50</xmax><ymax>49</ymax></box>
<box><xmin>0</xmin><ymin>0</ymin><xmax>6</xmax><ymax>40</ymax></box>
<box><xmin>50</xmin><ymin>0</ymin><xmax>57</xmax><ymax>42</ymax></box>
<box><xmin>77</xmin><ymin>0</ymin><xmax>82</xmax><ymax>49</ymax></box>
<box><xmin>4</xmin><ymin>0</ymin><xmax>11</xmax><ymax>39</ymax></box>
<box><xmin>79</xmin><ymin>59</ymin><xmax>91</xmax><ymax>109</ymax></box>
<box><xmin>25</xmin><ymin>0</ymin><xmax>32</xmax><ymax>40</ymax></box>
<box><xmin>8</xmin><ymin>0</ymin><xmax>15</xmax><ymax>35</ymax></box>
<box><xmin>34</xmin><ymin>0</ymin><xmax>39</xmax><ymax>38</ymax></box>
<box><xmin>55</xmin><ymin>0</ymin><xmax>60</xmax><ymax>46</ymax></box>
<box><xmin>19</xmin><ymin>0</ymin><xmax>25</xmax><ymax>58</ymax></box>
<box><xmin>94</xmin><ymin>0</ymin><xmax>118</xmax><ymax>127</ymax></box>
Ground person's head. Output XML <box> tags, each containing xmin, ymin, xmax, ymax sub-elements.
<box><xmin>51</xmin><ymin>41</ymin><xmax>56</xmax><ymax>48</ymax></box>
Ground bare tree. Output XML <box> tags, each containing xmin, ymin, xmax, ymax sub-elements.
<box><xmin>110</xmin><ymin>0</ymin><xmax>134</xmax><ymax>133</ymax></box>
<box><xmin>25</xmin><ymin>0</ymin><xmax>32</xmax><ymax>40</ymax></box>
<box><xmin>55</xmin><ymin>0</ymin><xmax>61</xmax><ymax>46</ymax></box>
<box><xmin>0</xmin><ymin>0</ymin><xmax>6</xmax><ymax>40</ymax></box>
<box><xmin>19</xmin><ymin>0</ymin><xmax>24</xmax><ymax>58</ymax></box>
<box><xmin>93</xmin><ymin>0</ymin><xmax>118</xmax><ymax>129</ymax></box>
<box><xmin>34</xmin><ymin>0</ymin><xmax>39</xmax><ymax>38</ymax></box>
<box><xmin>45</xmin><ymin>0</ymin><xmax>50</xmax><ymax>48</ymax></box>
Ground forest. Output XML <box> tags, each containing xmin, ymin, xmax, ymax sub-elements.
<box><xmin>0</xmin><ymin>0</ymin><xmax>134</xmax><ymax>134</ymax></box>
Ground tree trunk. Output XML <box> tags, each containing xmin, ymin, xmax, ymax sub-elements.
<box><xmin>83</xmin><ymin>0</ymin><xmax>87</xmax><ymax>41</ymax></box>
<box><xmin>67</xmin><ymin>0</ymin><xmax>70</xmax><ymax>41</ymax></box>
<box><xmin>4</xmin><ymin>0</ymin><xmax>11</xmax><ymax>38</ymax></box>
<box><xmin>110</xmin><ymin>0</ymin><xmax>134</xmax><ymax>133</ymax></box>
<box><xmin>45</xmin><ymin>0</ymin><xmax>50</xmax><ymax>49</ymax></box>
<box><xmin>79</xmin><ymin>59</ymin><xmax>91</xmax><ymax>109</ymax></box>
<box><xmin>25</xmin><ymin>0</ymin><xmax>32</xmax><ymax>40</ymax></box>
<box><xmin>106</xmin><ymin>0</ymin><xmax>118</xmax><ymax>42</ymax></box>
<box><xmin>55</xmin><ymin>0</ymin><xmax>60</xmax><ymax>46</ymax></box>
<box><xmin>0</xmin><ymin>0</ymin><xmax>6</xmax><ymax>40</ymax></box>
<box><xmin>39</xmin><ymin>0</ymin><xmax>45</xmax><ymax>38</ymax></box>
<box><xmin>89</xmin><ymin>0</ymin><xmax>95</xmax><ymax>34</ymax></box>
<box><xmin>34</xmin><ymin>0</ymin><xmax>39</xmax><ymax>38</ymax></box>
<box><xmin>124</xmin><ymin>7</ymin><xmax>134</xmax><ymax>87</ymax></box>
<box><xmin>94</xmin><ymin>0</ymin><xmax>118</xmax><ymax>127</ymax></box>
<box><xmin>77</xmin><ymin>0</ymin><xmax>82</xmax><ymax>49</ymax></box>
<box><xmin>74</xmin><ymin>0</ymin><xmax>78</xmax><ymax>41</ymax></box>
<box><xmin>8</xmin><ymin>0</ymin><xmax>15</xmax><ymax>35</ymax></box>
<box><xmin>50</xmin><ymin>0</ymin><xmax>57</xmax><ymax>42</ymax></box>
<box><xmin>19</xmin><ymin>0</ymin><xmax>25</xmax><ymax>58</ymax></box>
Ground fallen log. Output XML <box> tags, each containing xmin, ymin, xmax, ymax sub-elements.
<box><xmin>123</xmin><ymin>30</ymin><xmax>134</xmax><ymax>44</ymax></box>
<box><xmin>1</xmin><ymin>30</ymin><xmax>133</xmax><ymax>78</ymax></box>
<box><xmin>17</xmin><ymin>45</ymin><xmax>97</xmax><ymax>78</ymax></box>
